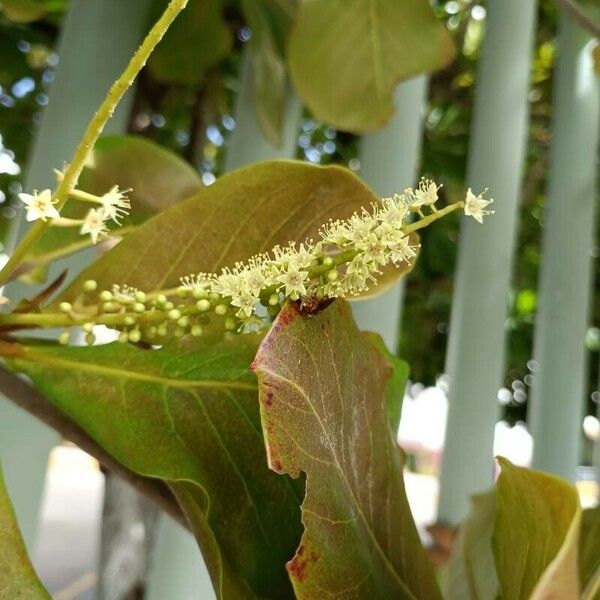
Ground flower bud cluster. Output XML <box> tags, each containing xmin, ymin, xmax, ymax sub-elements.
<box><xmin>51</xmin><ymin>181</ymin><xmax>492</xmax><ymax>345</ymax></box>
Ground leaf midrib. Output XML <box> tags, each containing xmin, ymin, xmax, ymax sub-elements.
<box><xmin>17</xmin><ymin>351</ymin><xmax>256</xmax><ymax>392</ymax></box>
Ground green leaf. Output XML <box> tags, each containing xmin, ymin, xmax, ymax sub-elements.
<box><xmin>365</xmin><ymin>332</ymin><xmax>408</xmax><ymax>432</ymax></box>
<box><xmin>148</xmin><ymin>0</ymin><xmax>232</xmax><ymax>85</ymax></box>
<box><xmin>2</xmin><ymin>0</ymin><xmax>47</xmax><ymax>23</ymax></box>
<box><xmin>241</xmin><ymin>0</ymin><xmax>291</xmax><ymax>146</ymax></box>
<box><xmin>24</xmin><ymin>135</ymin><xmax>202</xmax><ymax>281</ymax></box>
<box><xmin>252</xmin><ymin>300</ymin><xmax>441</xmax><ymax>599</ymax></box>
<box><xmin>5</xmin><ymin>336</ymin><xmax>302</xmax><ymax>599</ymax></box>
<box><xmin>493</xmin><ymin>457</ymin><xmax>581</xmax><ymax>600</ymax></box>
<box><xmin>0</xmin><ymin>463</ymin><xmax>51</xmax><ymax>599</ymax></box>
<box><xmin>58</xmin><ymin>160</ymin><xmax>414</xmax><ymax>305</ymax></box>
<box><xmin>287</xmin><ymin>0</ymin><xmax>455</xmax><ymax>132</ymax></box>
<box><xmin>445</xmin><ymin>490</ymin><xmax>498</xmax><ymax>600</ymax></box>
<box><xmin>580</xmin><ymin>506</ymin><xmax>600</xmax><ymax>599</ymax></box>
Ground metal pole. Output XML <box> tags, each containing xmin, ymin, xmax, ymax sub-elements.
<box><xmin>351</xmin><ymin>77</ymin><xmax>428</xmax><ymax>352</ymax></box>
<box><xmin>438</xmin><ymin>0</ymin><xmax>538</xmax><ymax>523</ymax></box>
<box><xmin>529</xmin><ymin>13</ymin><xmax>600</xmax><ymax>480</ymax></box>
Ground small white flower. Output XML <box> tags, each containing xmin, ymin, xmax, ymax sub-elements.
<box><xmin>80</xmin><ymin>208</ymin><xmax>109</xmax><ymax>244</ymax></box>
<box><xmin>100</xmin><ymin>185</ymin><xmax>130</xmax><ymax>224</ymax></box>
<box><xmin>276</xmin><ymin>264</ymin><xmax>309</xmax><ymax>300</ymax></box>
<box><xmin>409</xmin><ymin>178</ymin><xmax>441</xmax><ymax>207</ymax></box>
<box><xmin>464</xmin><ymin>188</ymin><xmax>494</xmax><ymax>224</ymax></box>
<box><xmin>18</xmin><ymin>189</ymin><xmax>59</xmax><ymax>222</ymax></box>
<box><xmin>111</xmin><ymin>284</ymin><xmax>139</xmax><ymax>304</ymax></box>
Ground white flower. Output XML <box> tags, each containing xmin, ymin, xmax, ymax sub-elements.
<box><xmin>80</xmin><ymin>208</ymin><xmax>109</xmax><ymax>243</ymax></box>
<box><xmin>276</xmin><ymin>264</ymin><xmax>309</xmax><ymax>300</ymax></box>
<box><xmin>409</xmin><ymin>179</ymin><xmax>441</xmax><ymax>207</ymax></box>
<box><xmin>378</xmin><ymin>197</ymin><xmax>409</xmax><ymax>226</ymax></box>
<box><xmin>18</xmin><ymin>189</ymin><xmax>59</xmax><ymax>222</ymax></box>
<box><xmin>464</xmin><ymin>188</ymin><xmax>494</xmax><ymax>224</ymax></box>
<box><xmin>100</xmin><ymin>185</ymin><xmax>130</xmax><ymax>224</ymax></box>
<box><xmin>111</xmin><ymin>284</ymin><xmax>139</xmax><ymax>304</ymax></box>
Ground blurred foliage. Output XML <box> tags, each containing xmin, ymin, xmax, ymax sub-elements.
<box><xmin>0</xmin><ymin>0</ymin><xmax>599</xmax><ymax>451</ymax></box>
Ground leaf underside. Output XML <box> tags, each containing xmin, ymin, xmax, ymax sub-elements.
<box><xmin>253</xmin><ymin>300</ymin><xmax>441</xmax><ymax>599</ymax></box>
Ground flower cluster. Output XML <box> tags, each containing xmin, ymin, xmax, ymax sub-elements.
<box><xmin>52</xmin><ymin>182</ymin><xmax>492</xmax><ymax>345</ymax></box>
<box><xmin>18</xmin><ymin>175</ymin><xmax>130</xmax><ymax>244</ymax></box>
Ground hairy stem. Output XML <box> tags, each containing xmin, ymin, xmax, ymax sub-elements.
<box><xmin>0</xmin><ymin>0</ymin><xmax>189</xmax><ymax>287</ymax></box>
<box><xmin>0</xmin><ymin>363</ymin><xmax>187</xmax><ymax>528</ymax></box>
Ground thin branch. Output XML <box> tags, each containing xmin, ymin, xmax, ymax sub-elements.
<box><xmin>0</xmin><ymin>364</ymin><xmax>188</xmax><ymax>529</ymax></box>
<box><xmin>554</xmin><ymin>0</ymin><xmax>600</xmax><ymax>38</ymax></box>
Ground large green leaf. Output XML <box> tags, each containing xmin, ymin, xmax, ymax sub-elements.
<box><xmin>493</xmin><ymin>458</ymin><xmax>581</xmax><ymax>600</ymax></box>
<box><xmin>58</xmin><ymin>160</ymin><xmax>413</xmax><ymax>305</ymax></box>
<box><xmin>252</xmin><ymin>300</ymin><xmax>441</xmax><ymax>599</ymax></box>
<box><xmin>4</xmin><ymin>336</ymin><xmax>302</xmax><ymax>599</ymax></box>
<box><xmin>580</xmin><ymin>506</ymin><xmax>600</xmax><ymax>599</ymax></box>
<box><xmin>0</xmin><ymin>463</ymin><xmax>51</xmax><ymax>599</ymax></box>
<box><xmin>148</xmin><ymin>0</ymin><xmax>231</xmax><ymax>85</ymax></box>
<box><xmin>287</xmin><ymin>0</ymin><xmax>454</xmax><ymax>132</ymax></box>
<box><xmin>24</xmin><ymin>136</ymin><xmax>202</xmax><ymax>281</ymax></box>
<box><xmin>445</xmin><ymin>490</ymin><xmax>498</xmax><ymax>600</ymax></box>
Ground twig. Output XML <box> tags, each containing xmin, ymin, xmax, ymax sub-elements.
<box><xmin>554</xmin><ymin>0</ymin><xmax>600</xmax><ymax>38</ymax></box>
<box><xmin>0</xmin><ymin>364</ymin><xmax>188</xmax><ymax>529</ymax></box>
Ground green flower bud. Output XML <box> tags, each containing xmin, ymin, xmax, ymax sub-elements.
<box><xmin>176</xmin><ymin>287</ymin><xmax>189</xmax><ymax>299</ymax></box>
<box><xmin>191</xmin><ymin>324</ymin><xmax>203</xmax><ymax>337</ymax></box>
<box><xmin>177</xmin><ymin>316</ymin><xmax>189</xmax><ymax>328</ymax></box>
<box><xmin>196</xmin><ymin>299</ymin><xmax>210</xmax><ymax>312</ymax></box>
<box><xmin>59</xmin><ymin>302</ymin><xmax>72</xmax><ymax>313</ymax></box>
<box><xmin>163</xmin><ymin>301</ymin><xmax>175</xmax><ymax>311</ymax></box>
<box><xmin>224</xmin><ymin>317</ymin><xmax>236</xmax><ymax>331</ymax></box>
<box><xmin>85</xmin><ymin>332</ymin><xmax>96</xmax><ymax>346</ymax></box>
<box><xmin>102</xmin><ymin>302</ymin><xmax>117</xmax><ymax>313</ymax></box>
<box><xmin>125</xmin><ymin>316</ymin><xmax>136</xmax><ymax>326</ymax></box>
<box><xmin>58</xmin><ymin>331</ymin><xmax>70</xmax><ymax>345</ymax></box>
<box><xmin>128</xmin><ymin>329</ymin><xmax>141</xmax><ymax>343</ymax></box>
<box><xmin>134</xmin><ymin>291</ymin><xmax>146</xmax><ymax>303</ymax></box>
<box><xmin>268</xmin><ymin>294</ymin><xmax>279</xmax><ymax>306</ymax></box>
<box><xmin>118</xmin><ymin>331</ymin><xmax>129</xmax><ymax>344</ymax></box>
<box><xmin>215</xmin><ymin>304</ymin><xmax>227</xmax><ymax>316</ymax></box>
<box><xmin>156</xmin><ymin>294</ymin><xmax>168</xmax><ymax>306</ymax></box>
<box><xmin>99</xmin><ymin>290</ymin><xmax>112</xmax><ymax>302</ymax></box>
<box><xmin>322</xmin><ymin>256</ymin><xmax>334</xmax><ymax>266</ymax></box>
<box><xmin>168</xmin><ymin>309</ymin><xmax>181</xmax><ymax>321</ymax></box>
<box><xmin>326</xmin><ymin>269</ymin><xmax>339</xmax><ymax>282</ymax></box>
<box><xmin>83</xmin><ymin>279</ymin><xmax>97</xmax><ymax>292</ymax></box>
<box><xmin>82</xmin><ymin>322</ymin><xmax>94</xmax><ymax>333</ymax></box>
<box><xmin>157</xmin><ymin>323</ymin><xmax>168</xmax><ymax>337</ymax></box>
<box><xmin>133</xmin><ymin>302</ymin><xmax>146</xmax><ymax>314</ymax></box>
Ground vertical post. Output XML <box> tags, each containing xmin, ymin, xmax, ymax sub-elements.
<box><xmin>529</xmin><ymin>14</ymin><xmax>599</xmax><ymax>479</ymax></box>
<box><xmin>147</xmin><ymin>46</ymin><xmax>301</xmax><ymax>600</ymax></box>
<box><xmin>438</xmin><ymin>0</ymin><xmax>538</xmax><ymax>523</ymax></box>
<box><xmin>351</xmin><ymin>77</ymin><xmax>428</xmax><ymax>352</ymax></box>
<box><xmin>224</xmin><ymin>51</ymin><xmax>301</xmax><ymax>172</ymax></box>
<box><xmin>0</xmin><ymin>0</ymin><xmax>154</xmax><ymax>551</ymax></box>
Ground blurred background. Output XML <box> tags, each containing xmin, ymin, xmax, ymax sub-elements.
<box><xmin>0</xmin><ymin>0</ymin><xmax>599</xmax><ymax>598</ymax></box>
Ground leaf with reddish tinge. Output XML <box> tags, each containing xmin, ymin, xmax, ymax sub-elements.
<box><xmin>0</xmin><ymin>464</ymin><xmax>51</xmax><ymax>599</ymax></box>
<box><xmin>252</xmin><ymin>300</ymin><xmax>441</xmax><ymax>599</ymax></box>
